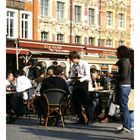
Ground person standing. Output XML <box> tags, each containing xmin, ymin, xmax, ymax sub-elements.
<box><xmin>107</xmin><ymin>45</ymin><xmax>131</xmax><ymax>133</ymax></box>
<box><xmin>67</xmin><ymin>51</ymin><xmax>94</xmax><ymax>124</ymax></box>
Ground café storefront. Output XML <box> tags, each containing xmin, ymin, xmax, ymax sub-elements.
<box><xmin>6</xmin><ymin>38</ymin><xmax>118</xmax><ymax>74</ymax></box>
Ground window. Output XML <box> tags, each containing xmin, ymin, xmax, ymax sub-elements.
<box><xmin>41</xmin><ymin>0</ymin><xmax>49</xmax><ymax>16</ymax></box>
<box><xmin>118</xmin><ymin>13</ymin><xmax>124</xmax><ymax>28</ymax></box>
<box><xmin>119</xmin><ymin>40</ymin><xmax>125</xmax><ymax>45</ymax></box>
<box><xmin>98</xmin><ymin>39</ymin><xmax>105</xmax><ymax>47</ymax></box>
<box><xmin>21</xmin><ymin>14</ymin><xmax>29</xmax><ymax>38</ymax></box>
<box><xmin>41</xmin><ymin>32</ymin><xmax>48</xmax><ymax>41</ymax></box>
<box><xmin>89</xmin><ymin>8</ymin><xmax>94</xmax><ymax>25</ymax></box>
<box><xmin>7</xmin><ymin>11</ymin><xmax>14</xmax><ymax>38</ymax></box>
<box><xmin>57</xmin><ymin>2</ymin><xmax>64</xmax><ymax>19</ymax></box>
<box><xmin>57</xmin><ymin>34</ymin><xmax>64</xmax><ymax>42</ymax></box>
<box><xmin>75</xmin><ymin>6</ymin><xmax>81</xmax><ymax>23</ymax></box>
<box><xmin>106</xmin><ymin>11</ymin><xmax>112</xmax><ymax>26</ymax></box>
<box><xmin>89</xmin><ymin>37</ymin><xmax>95</xmax><ymax>45</ymax></box>
<box><xmin>106</xmin><ymin>39</ymin><xmax>112</xmax><ymax>47</ymax></box>
<box><xmin>75</xmin><ymin>36</ymin><xmax>81</xmax><ymax>44</ymax></box>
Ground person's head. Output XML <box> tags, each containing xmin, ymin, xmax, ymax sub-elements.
<box><xmin>116</xmin><ymin>45</ymin><xmax>130</xmax><ymax>59</ymax></box>
<box><xmin>38</xmin><ymin>61</ymin><xmax>47</xmax><ymax>68</ymax></box>
<box><xmin>47</xmin><ymin>68</ymin><xmax>54</xmax><ymax>77</ymax></box>
<box><xmin>39</xmin><ymin>68</ymin><xmax>46</xmax><ymax>77</ymax></box>
<box><xmin>6</xmin><ymin>72</ymin><xmax>14</xmax><ymax>82</ymax></box>
<box><xmin>52</xmin><ymin>61</ymin><xmax>58</xmax><ymax>66</ymax></box>
<box><xmin>90</xmin><ymin>68</ymin><xmax>100</xmax><ymax>80</ymax></box>
<box><xmin>68</xmin><ymin>51</ymin><xmax>81</xmax><ymax>63</ymax></box>
<box><xmin>15</xmin><ymin>70</ymin><xmax>25</xmax><ymax>77</ymax></box>
<box><xmin>53</xmin><ymin>65</ymin><xmax>64</xmax><ymax>76</ymax></box>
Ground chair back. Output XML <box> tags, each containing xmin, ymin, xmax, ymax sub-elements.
<box><xmin>43</xmin><ymin>88</ymin><xmax>66</xmax><ymax>106</ymax></box>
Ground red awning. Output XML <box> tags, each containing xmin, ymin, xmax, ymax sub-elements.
<box><xmin>6</xmin><ymin>48</ymin><xmax>29</xmax><ymax>55</ymax></box>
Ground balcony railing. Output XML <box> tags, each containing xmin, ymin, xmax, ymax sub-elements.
<box><xmin>6</xmin><ymin>0</ymin><xmax>25</xmax><ymax>10</ymax></box>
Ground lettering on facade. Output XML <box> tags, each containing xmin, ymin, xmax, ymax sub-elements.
<box><xmin>44</xmin><ymin>44</ymin><xmax>62</xmax><ymax>52</ymax></box>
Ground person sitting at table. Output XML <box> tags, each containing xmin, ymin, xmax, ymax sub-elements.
<box><xmin>37</xmin><ymin>65</ymin><xmax>70</xmax><ymax>125</ymax></box>
<box><xmin>90</xmin><ymin>67</ymin><xmax>111</xmax><ymax>123</ymax></box>
<box><xmin>9</xmin><ymin>70</ymin><xmax>33</xmax><ymax>118</ymax></box>
<box><xmin>6</xmin><ymin>72</ymin><xmax>16</xmax><ymax>91</ymax></box>
<box><xmin>15</xmin><ymin>70</ymin><xmax>32</xmax><ymax>100</ymax></box>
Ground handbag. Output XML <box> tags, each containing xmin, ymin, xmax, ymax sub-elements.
<box><xmin>108</xmin><ymin>89</ymin><xmax>120</xmax><ymax>117</ymax></box>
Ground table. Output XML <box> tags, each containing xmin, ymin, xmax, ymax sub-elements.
<box><xmin>90</xmin><ymin>89</ymin><xmax>114</xmax><ymax>109</ymax></box>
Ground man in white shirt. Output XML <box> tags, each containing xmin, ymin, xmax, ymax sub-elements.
<box><xmin>16</xmin><ymin>70</ymin><xmax>32</xmax><ymax>100</ymax></box>
<box><xmin>67</xmin><ymin>51</ymin><xmax>94</xmax><ymax>124</ymax></box>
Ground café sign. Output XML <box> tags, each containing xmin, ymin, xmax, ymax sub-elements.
<box><xmin>44</xmin><ymin>44</ymin><xmax>62</xmax><ymax>52</ymax></box>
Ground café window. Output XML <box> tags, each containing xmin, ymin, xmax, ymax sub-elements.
<box><xmin>41</xmin><ymin>0</ymin><xmax>49</xmax><ymax>16</ymax></box>
<box><xmin>75</xmin><ymin>36</ymin><xmax>81</xmax><ymax>44</ymax></box>
<box><xmin>75</xmin><ymin>5</ymin><xmax>81</xmax><ymax>23</ymax></box>
<box><xmin>89</xmin><ymin>8</ymin><xmax>94</xmax><ymax>25</ymax></box>
<box><xmin>119</xmin><ymin>40</ymin><xmax>125</xmax><ymax>45</ymax></box>
<box><xmin>41</xmin><ymin>31</ymin><xmax>48</xmax><ymax>41</ymax></box>
<box><xmin>89</xmin><ymin>37</ymin><xmax>95</xmax><ymax>45</ymax></box>
<box><xmin>106</xmin><ymin>39</ymin><xmax>112</xmax><ymax>47</ymax></box>
<box><xmin>7</xmin><ymin>11</ymin><xmax>14</xmax><ymax>38</ymax></box>
<box><xmin>20</xmin><ymin>11</ymin><xmax>32</xmax><ymax>39</ymax></box>
<box><xmin>118</xmin><ymin>13</ymin><xmax>124</xmax><ymax>28</ymax></box>
<box><xmin>57</xmin><ymin>34</ymin><xmax>64</xmax><ymax>42</ymax></box>
<box><xmin>57</xmin><ymin>1</ymin><xmax>64</xmax><ymax>19</ymax></box>
<box><xmin>106</xmin><ymin>11</ymin><xmax>113</xmax><ymax>26</ymax></box>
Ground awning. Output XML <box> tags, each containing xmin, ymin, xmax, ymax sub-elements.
<box><xmin>6</xmin><ymin>48</ymin><xmax>29</xmax><ymax>55</ymax></box>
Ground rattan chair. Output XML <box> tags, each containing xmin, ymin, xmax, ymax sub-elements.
<box><xmin>23</xmin><ymin>86</ymin><xmax>36</xmax><ymax>119</ymax></box>
<box><xmin>42</xmin><ymin>88</ymin><xmax>66</xmax><ymax>127</ymax></box>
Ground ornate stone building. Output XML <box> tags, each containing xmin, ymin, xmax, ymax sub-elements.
<box><xmin>6</xmin><ymin>0</ymin><xmax>131</xmax><ymax>72</ymax></box>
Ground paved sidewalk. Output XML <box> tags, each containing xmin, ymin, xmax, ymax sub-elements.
<box><xmin>6</xmin><ymin>115</ymin><xmax>134</xmax><ymax>140</ymax></box>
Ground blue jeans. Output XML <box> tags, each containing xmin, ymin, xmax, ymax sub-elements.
<box><xmin>118</xmin><ymin>85</ymin><xmax>131</xmax><ymax>129</ymax></box>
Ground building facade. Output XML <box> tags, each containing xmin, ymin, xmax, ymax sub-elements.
<box><xmin>6</xmin><ymin>0</ymin><xmax>131</xmax><ymax>72</ymax></box>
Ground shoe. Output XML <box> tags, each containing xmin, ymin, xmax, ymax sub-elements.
<box><xmin>100</xmin><ymin>117</ymin><xmax>108</xmax><ymax>123</ymax></box>
<box><xmin>98</xmin><ymin>112</ymin><xmax>105</xmax><ymax>119</ymax></box>
<box><xmin>116</xmin><ymin>127</ymin><xmax>131</xmax><ymax>134</ymax></box>
<box><xmin>130</xmin><ymin>127</ymin><xmax>134</xmax><ymax>131</ymax></box>
<box><xmin>116</xmin><ymin>125</ymin><xmax>123</xmax><ymax>130</ymax></box>
<box><xmin>87</xmin><ymin>120</ymin><xmax>94</xmax><ymax>125</ymax></box>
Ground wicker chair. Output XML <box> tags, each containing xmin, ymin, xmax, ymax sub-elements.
<box><xmin>42</xmin><ymin>88</ymin><xmax>66</xmax><ymax>127</ymax></box>
<box><xmin>23</xmin><ymin>86</ymin><xmax>36</xmax><ymax>119</ymax></box>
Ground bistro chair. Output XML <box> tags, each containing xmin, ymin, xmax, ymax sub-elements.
<box><xmin>23</xmin><ymin>86</ymin><xmax>36</xmax><ymax>119</ymax></box>
<box><xmin>42</xmin><ymin>88</ymin><xmax>66</xmax><ymax>128</ymax></box>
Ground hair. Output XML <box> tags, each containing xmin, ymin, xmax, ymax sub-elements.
<box><xmin>39</xmin><ymin>68</ymin><xmax>46</xmax><ymax>76</ymax></box>
<box><xmin>52</xmin><ymin>61</ymin><xmax>58</xmax><ymax>65</ymax></box>
<box><xmin>68</xmin><ymin>51</ymin><xmax>81</xmax><ymax>60</ymax></box>
<box><xmin>117</xmin><ymin>45</ymin><xmax>130</xmax><ymax>58</ymax></box>
<box><xmin>53</xmin><ymin>65</ymin><xmax>64</xmax><ymax>76</ymax></box>
<box><xmin>90</xmin><ymin>67</ymin><xmax>100</xmax><ymax>74</ymax></box>
<box><xmin>15</xmin><ymin>69</ymin><xmax>25</xmax><ymax>77</ymax></box>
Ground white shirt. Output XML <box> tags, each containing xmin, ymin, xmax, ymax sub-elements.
<box><xmin>67</xmin><ymin>60</ymin><xmax>91</xmax><ymax>84</ymax></box>
<box><xmin>16</xmin><ymin>75</ymin><xmax>32</xmax><ymax>100</ymax></box>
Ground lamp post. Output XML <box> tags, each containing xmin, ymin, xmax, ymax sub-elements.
<box><xmin>15</xmin><ymin>39</ymin><xmax>19</xmax><ymax>70</ymax></box>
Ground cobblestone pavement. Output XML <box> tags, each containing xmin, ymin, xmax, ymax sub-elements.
<box><xmin>6</xmin><ymin>115</ymin><xmax>134</xmax><ymax>140</ymax></box>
